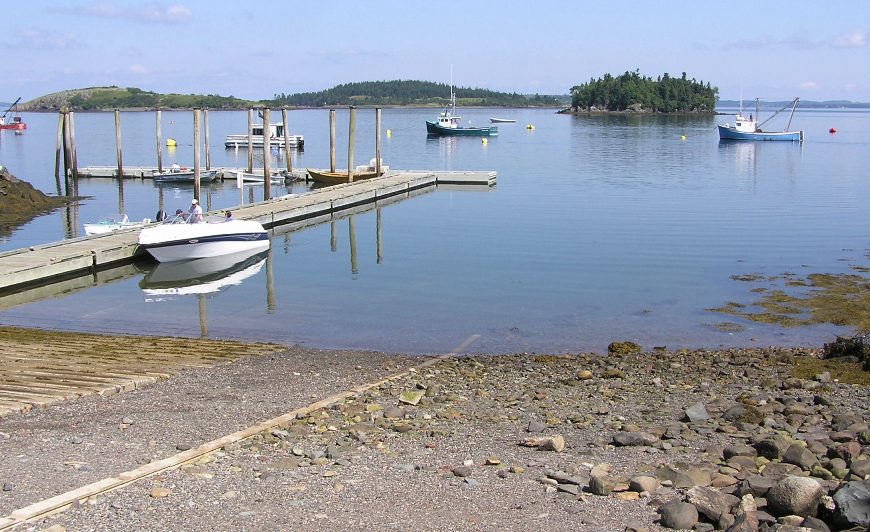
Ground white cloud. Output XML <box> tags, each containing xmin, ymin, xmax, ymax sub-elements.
<box><xmin>128</xmin><ymin>64</ymin><xmax>151</xmax><ymax>74</ymax></box>
<box><xmin>833</xmin><ymin>30</ymin><xmax>866</xmax><ymax>48</ymax></box>
<box><xmin>800</xmin><ymin>81</ymin><xmax>818</xmax><ymax>90</ymax></box>
<box><xmin>5</xmin><ymin>28</ymin><xmax>80</xmax><ymax>50</ymax></box>
<box><xmin>52</xmin><ymin>2</ymin><xmax>193</xmax><ymax>25</ymax></box>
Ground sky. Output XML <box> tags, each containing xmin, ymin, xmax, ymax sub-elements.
<box><xmin>2</xmin><ymin>1</ymin><xmax>869</xmax><ymax>103</ymax></box>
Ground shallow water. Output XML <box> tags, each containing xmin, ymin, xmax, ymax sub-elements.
<box><xmin>0</xmin><ymin>107</ymin><xmax>867</xmax><ymax>354</ymax></box>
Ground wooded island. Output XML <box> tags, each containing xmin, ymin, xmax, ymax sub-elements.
<box><xmin>567</xmin><ymin>71</ymin><xmax>718</xmax><ymax>113</ymax></box>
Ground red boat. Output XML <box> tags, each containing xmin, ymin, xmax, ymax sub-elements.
<box><xmin>0</xmin><ymin>97</ymin><xmax>26</xmax><ymax>131</ymax></box>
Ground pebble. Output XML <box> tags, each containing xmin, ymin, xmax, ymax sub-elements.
<box><xmin>70</xmin><ymin>436</ymin><xmax>83</xmax><ymax>445</ymax></box>
<box><xmin>150</xmin><ymin>487</ymin><xmax>172</xmax><ymax>498</ymax></box>
<box><xmin>2</xmin><ymin>482</ymin><xmax>12</xmax><ymax>492</ymax></box>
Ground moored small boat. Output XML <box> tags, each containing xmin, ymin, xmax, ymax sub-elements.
<box><xmin>489</xmin><ymin>118</ymin><xmax>516</xmax><ymax>123</ymax></box>
<box><xmin>718</xmin><ymin>97</ymin><xmax>803</xmax><ymax>142</ymax></box>
<box><xmin>152</xmin><ymin>167</ymin><xmax>218</xmax><ymax>183</ymax></box>
<box><xmin>306</xmin><ymin>168</ymin><xmax>384</xmax><ymax>186</ymax></box>
<box><xmin>83</xmin><ymin>213</ymin><xmax>151</xmax><ymax>236</ymax></box>
<box><xmin>138</xmin><ymin>218</ymin><xmax>269</xmax><ymax>262</ymax></box>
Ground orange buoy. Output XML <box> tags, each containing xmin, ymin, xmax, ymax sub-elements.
<box><xmin>829</xmin><ymin>127</ymin><xmax>837</xmax><ymax>134</ymax></box>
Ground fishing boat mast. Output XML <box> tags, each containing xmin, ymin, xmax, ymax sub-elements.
<box><xmin>785</xmin><ymin>97</ymin><xmax>799</xmax><ymax>132</ymax></box>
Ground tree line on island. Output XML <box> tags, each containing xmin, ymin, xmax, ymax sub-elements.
<box><xmin>23</xmin><ymin>73</ymin><xmax>717</xmax><ymax>113</ymax></box>
<box><xmin>269</xmin><ymin>80</ymin><xmax>562</xmax><ymax>107</ymax></box>
<box><xmin>569</xmin><ymin>71</ymin><xmax>718</xmax><ymax>113</ymax></box>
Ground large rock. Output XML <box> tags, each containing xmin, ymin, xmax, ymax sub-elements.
<box><xmin>685</xmin><ymin>486</ymin><xmax>739</xmax><ymax>522</ymax></box>
<box><xmin>657</xmin><ymin>499</ymin><xmax>698</xmax><ymax>530</ymax></box>
<box><xmin>782</xmin><ymin>443</ymin><xmax>819</xmax><ymax>471</ymax></box>
<box><xmin>613</xmin><ymin>431</ymin><xmax>660</xmax><ymax>447</ymax></box>
<box><xmin>831</xmin><ymin>481</ymin><xmax>870</xmax><ymax>529</ymax></box>
<box><xmin>684</xmin><ymin>402</ymin><xmax>709</xmax><ymax>422</ymax></box>
<box><xmin>0</xmin><ymin>166</ymin><xmax>67</xmax><ymax>235</ymax></box>
<box><xmin>766</xmin><ymin>476</ymin><xmax>824</xmax><ymax>517</ymax></box>
<box><xmin>754</xmin><ymin>435</ymin><xmax>792</xmax><ymax>460</ymax></box>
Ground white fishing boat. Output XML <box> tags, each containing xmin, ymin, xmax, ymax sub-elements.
<box><xmin>225</xmin><ymin>123</ymin><xmax>304</xmax><ymax>149</ymax></box>
<box><xmin>83</xmin><ymin>214</ymin><xmax>151</xmax><ymax>236</ymax></box>
<box><xmin>138</xmin><ymin>215</ymin><xmax>269</xmax><ymax>262</ymax></box>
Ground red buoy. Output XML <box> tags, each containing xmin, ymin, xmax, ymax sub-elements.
<box><xmin>829</xmin><ymin>127</ymin><xmax>837</xmax><ymax>134</ymax></box>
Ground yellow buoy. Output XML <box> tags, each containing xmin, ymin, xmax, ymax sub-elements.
<box><xmin>526</xmin><ymin>124</ymin><xmax>535</xmax><ymax>130</ymax></box>
<box><xmin>166</xmin><ymin>138</ymin><xmax>177</xmax><ymax>147</ymax></box>
<box><xmin>481</xmin><ymin>138</ymin><xmax>487</xmax><ymax>144</ymax></box>
<box><xmin>386</xmin><ymin>129</ymin><xmax>392</xmax><ymax>137</ymax></box>
<box><xmin>680</xmin><ymin>135</ymin><xmax>686</xmax><ymax>141</ymax></box>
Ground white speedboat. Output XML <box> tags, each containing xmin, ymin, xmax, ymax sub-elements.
<box><xmin>84</xmin><ymin>214</ymin><xmax>151</xmax><ymax>236</ymax></box>
<box><xmin>138</xmin><ymin>217</ymin><xmax>269</xmax><ymax>262</ymax></box>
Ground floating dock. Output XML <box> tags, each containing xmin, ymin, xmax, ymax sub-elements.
<box><xmin>0</xmin><ymin>170</ymin><xmax>495</xmax><ymax>295</ymax></box>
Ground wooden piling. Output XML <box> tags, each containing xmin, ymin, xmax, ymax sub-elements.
<box><xmin>69</xmin><ymin>111</ymin><xmax>78</xmax><ymax>179</ymax></box>
<box><xmin>54</xmin><ymin>112</ymin><xmax>64</xmax><ymax>191</ymax></box>
<box><xmin>375</xmin><ymin>108</ymin><xmax>382</xmax><ymax>174</ymax></box>
<box><xmin>329</xmin><ymin>109</ymin><xmax>336</xmax><ymax>173</ymax></box>
<box><xmin>155</xmin><ymin>109</ymin><xmax>163</xmax><ymax>173</ymax></box>
<box><xmin>347</xmin><ymin>106</ymin><xmax>356</xmax><ymax>183</ymax></box>
<box><xmin>247</xmin><ymin>108</ymin><xmax>254</xmax><ymax>173</ymax></box>
<box><xmin>61</xmin><ymin>109</ymin><xmax>73</xmax><ymax>186</ymax></box>
<box><xmin>193</xmin><ymin>108</ymin><xmax>201</xmax><ymax>201</ymax></box>
<box><xmin>266</xmin><ymin>247</ymin><xmax>275</xmax><ymax>312</ymax></box>
<box><xmin>377</xmin><ymin>207</ymin><xmax>382</xmax><ymax>264</ymax></box>
<box><xmin>263</xmin><ymin>108</ymin><xmax>271</xmax><ymax>200</ymax></box>
<box><xmin>114</xmin><ymin>109</ymin><xmax>123</xmax><ymax>179</ymax></box>
<box><xmin>282</xmin><ymin>106</ymin><xmax>292</xmax><ymax>172</ymax></box>
<box><xmin>203</xmin><ymin>109</ymin><xmax>211</xmax><ymax>170</ymax></box>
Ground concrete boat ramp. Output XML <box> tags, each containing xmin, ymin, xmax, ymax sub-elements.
<box><xmin>0</xmin><ymin>170</ymin><xmax>495</xmax><ymax>295</ymax></box>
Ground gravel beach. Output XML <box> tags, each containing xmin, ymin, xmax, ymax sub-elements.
<box><xmin>1</xmin><ymin>338</ymin><xmax>870</xmax><ymax>531</ymax></box>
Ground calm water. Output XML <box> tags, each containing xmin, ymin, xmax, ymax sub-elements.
<box><xmin>0</xmin><ymin>107</ymin><xmax>868</xmax><ymax>354</ymax></box>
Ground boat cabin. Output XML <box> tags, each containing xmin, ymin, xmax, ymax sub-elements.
<box><xmin>251</xmin><ymin>123</ymin><xmax>285</xmax><ymax>138</ymax></box>
<box><xmin>437</xmin><ymin>112</ymin><xmax>461</xmax><ymax>129</ymax></box>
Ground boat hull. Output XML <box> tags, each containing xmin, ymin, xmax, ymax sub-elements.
<box><xmin>426</xmin><ymin>121</ymin><xmax>497</xmax><ymax>136</ymax></box>
<box><xmin>152</xmin><ymin>170</ymin><xmax>218</xmax><ymax>183</ymax></box>
<box><xmin>306</xmin><ymin>169</ymin><xmax>384</xmax><ymax>186</ymax></box>
<box><xmin>718</xmin><ymin>125</ymin><xmax>803</xmax><ymax>142</ymax></box>
<box><xmin>0</xmin><ymin>123</ymin><xmax>26</xmax><ymax>131</ymax></box>
<box><xmin>489</xmin><ymin>118</ymin><xmax>515</xmax><ymax>123</ymax></box>
<box><xmin>138</xmin><ymin>220</ymin><xmax>269</xmax><ymax>262</ymax></box>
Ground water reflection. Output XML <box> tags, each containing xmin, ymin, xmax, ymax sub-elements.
<box><xmin>139</xmin><ymin>248</ymin><xmax>268</xmax><ymax>299</ymax></box>
<box><xmin>717</xmin><ymin>139</ymin><xmax>803</xmax><ymax>187</ymax></box>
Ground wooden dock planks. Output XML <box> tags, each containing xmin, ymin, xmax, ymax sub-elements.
<box><xmin>0</xmin><ymin>326</ymin><xmax>286</xmax><ymax>418</ymax></box>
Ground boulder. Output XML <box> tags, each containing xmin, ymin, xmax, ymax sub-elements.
<box><xmin>783</xmin><ymin>443</ymin><xmax>820</xmax><ymax>471</ymax></box>
<box><xmin>657</xmin><ymin>499</ymin><xmax>698</xmax><ymax>530</ymax></box>
<box><xmin>766</xmin><ymin>475</ymin><xmax>824</xmax><ymax>517</ymax></box>
<box><xmin>685</xmin><ymin>486</ymin><xmax>739</xmax><ymax>522</ymax></box>
<box><xmin>831</xmin><ymin>481</ymin><xmax>870</xmax><ymax>529</ymax></box>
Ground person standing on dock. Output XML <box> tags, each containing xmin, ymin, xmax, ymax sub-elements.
<box><xmin>189</xmin><ymin>198</ymin><xmax>203</xmax><ymax>223</ymax></box>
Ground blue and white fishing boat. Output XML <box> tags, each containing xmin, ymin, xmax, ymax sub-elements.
<box><xmin>718</xmin><ymin>97</ymin><xmax>803</xmax><ymax>142</ymax></box>
<box><xmin>426</xmin><ymin>72</ymin><xmax>497</xmax><ymax>137</ymax></box>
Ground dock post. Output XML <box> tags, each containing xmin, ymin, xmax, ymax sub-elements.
<box><xmin>263</xmin><ymin>107</ymin><xmax>271</xmax><ymax>200</ymax></box>
<box><xmin>329</xmin><ymin>109</ymin><xmax>336</xmax><ymax>173</ymax></box>
<box><xmin>193</xmin><ymin>108</ymin><xmax>201</xmax><ymax>201</ymax></box>
<box><xmin>375</xmin><ymin>107</ymin><xmax>382</xmax><ymax>174</ymax></box>
<box><xmin>330</xmin><ymin>221</ymin><xmax>337</xmax><ymax>252</ymax></box>
<box><xmin>155</xmin><ymin>109</ymin><xmax>163</xmax><ymax>173</ymax></box>
<box><xmin>54</xmin><ymin>111</ymin><xmax>64</xmax><ymax>193</ymax></box>
<box><xmin>204</xmin><ymin>108</ymin><xmax>211</xmax><ymax>170</ymax></box>
<box><xmin>347</xmin><ymin>106</ymin><xmax>356</xmax><ymax>183</ymax></box>
<box><xmin>247</xmin><ymin>108</ymin><xmax>254</xmax><ymax>173</ymax></box>
<box><xmin>69</xmin><ymin>111</ymin><xmax>79</xmax><ymax>179</ymax></box>
<box><xmin>114</xmin><ymin>109</ymin><xmax>123</xmax><ymax>180</ymax></box>
<box><xmin>61</xmin><ymin>108</ymin><xmax>73</xmax><ymax>192</ymax></box>
<box><xmin>282</xmin><ymin>106</ymin><xmax>292</xmax><ymax>173</ymax></box>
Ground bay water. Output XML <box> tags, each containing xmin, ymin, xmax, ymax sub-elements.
<box><xmin>0</xmin><ymin>107</ymin><xmax>867</xmax><ymax>354</ymax></box>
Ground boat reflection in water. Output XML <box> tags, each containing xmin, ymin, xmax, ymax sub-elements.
<box><xmin>139</xmin><ymin>248</ymin><xmax>268</xmax><ymax>300</ymax></box>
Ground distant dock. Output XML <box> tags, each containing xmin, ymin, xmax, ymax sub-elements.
<box><xmin>0</xmin><ymin>170</ymin><xmax>495</xmax><ymax>295</ymax></box>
